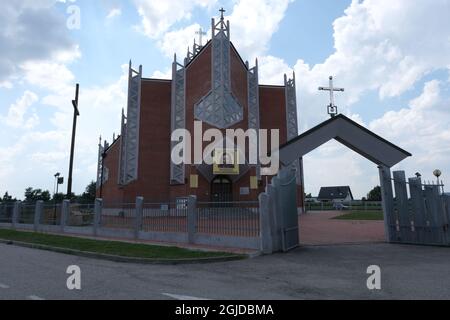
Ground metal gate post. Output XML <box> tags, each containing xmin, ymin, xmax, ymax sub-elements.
<box><xmin>378</xmin><ymin>165</ymin><xmax>396</xmax><ymax>242</ymax></box>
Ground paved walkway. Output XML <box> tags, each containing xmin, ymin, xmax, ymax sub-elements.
<box><xmin>299</xmin><ymin>211</ymin><xmax>385</xmax><ymax>245</ymax></box>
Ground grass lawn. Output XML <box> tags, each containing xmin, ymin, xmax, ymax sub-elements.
<box><xmin>0</xmin><ymin>229</ymin><xmax>239</xmax><ymax>260</ymax></box>
<box><xmin>333</xmin><ymin>211</ymin><xmax>384</xmax><ymax>221</ymax></box>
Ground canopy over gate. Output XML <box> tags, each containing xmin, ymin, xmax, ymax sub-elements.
<box><xmin>279</xmin><ymin>114</ymin><xmax>412</xmax><ymax>168</ymax></box>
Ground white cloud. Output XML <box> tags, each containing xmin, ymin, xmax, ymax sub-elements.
<box><xmin>0</xmin><ymin>1</ymin><xmax>78</xmax><ymax>84</ymax></box>
<box><xmin>227</xmin><ymin>0</ymin><xmax>292</xmax><ymax>60</ymax></box>
<box><xmin>106</xmin><ymin>8</ymin><xmax>122</xmax><ymax>20</ymax></box>
<box><xmin>288</xmin><ymin>0</ymin><xmax>450</xmax><ymax>129</ymax></box>
<box><xmin>258</xmin><ymin>55</ymin><xmax>292</xmax><ymax>85</ymax></box>
<box><xmin>408</xmin><ymin>80</ymin><xmax>440</xmax><ymax>110</ymax></box>
<box><xmin>1</xmin><ymin>63</ymin><xmax>129</xmax><ymax>198</ymax></box>
<box><xmin>151</xmin><ymin>69</ymin><xmax>172</xmax><ymax>80</ymax></box>
<box><xmin>0</xmin><ymin>81</ymin><xmax>13</xmax><ymax>89</ymax></box>
<box><xmin>0</xmin><ymin>91</ymin><xmax>40</xmax><ymax>129</ymax></box>
<box><xmin>151</xmin><ymin>0</ymin><xmax>292</xmax><ymax>79</ymax></box>
<box><xmin>20</xmin><ymin>61</ymin><xmax>76</xmax><ymax>92</ymax></box>
<box><xmin>158</xmin><ymin>23</ymin><xmax>202</xmax><ymax>59</ymax></box>
<box><xmin>133</xmin><ymin>0</ymin><xmax>217</xmax><ymax>39</ymax></box>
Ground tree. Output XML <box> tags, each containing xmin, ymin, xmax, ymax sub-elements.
<box><xmin>77</xmin><ymin>181</ymin><xmax>97</xmax><ymax>204</ymax></box>
<box><xmin>2</xmin><ymin>192</ymin><xmax>16</xmax><ymax>204</ymax></box>
<box><xmin>24</xmin><ymin>188</ymin><xmax>51</xmax><ymax>203</ymax></box>
<box><xmin>367</xmin><ymin>186</ymin><xmax>382</xmax><ymax>201</ymax></box>
<box><xmin>52</xmin><ymin>193</ymin><xmax>66</xmax><ymax>202</ymax></box>
<box><xmin>305</xmin><ymin>193</ymin><xmax>312</xmax><ymax>199</ymax></box>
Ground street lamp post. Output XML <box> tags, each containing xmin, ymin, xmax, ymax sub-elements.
<box><xmin>433</xmin><ymin>169</ymin><xmax>443</xmax><ymax>194</ymax></box>
<box><xmin>54</xmin><ymin>173</ymin><xmax>60</xmax><ymax>224</ymax></box>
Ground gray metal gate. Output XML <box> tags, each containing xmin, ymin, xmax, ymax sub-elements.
<box><xmin>275</xmin><ymin>168</ymin><xmax>299</xmax><ymax>251</ymax></box>
<box><xmin>259</xmin><ymin>167</ymin><xmax>299</xmax><ymax>253</ymax></box>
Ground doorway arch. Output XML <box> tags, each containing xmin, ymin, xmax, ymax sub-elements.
<box><xmin>211</xmin><ymin>175</ymin><xmax>233</xmax><ymax>203</ymax></box>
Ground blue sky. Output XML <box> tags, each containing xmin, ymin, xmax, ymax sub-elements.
<box><xmin>1</xmin><ymin>0</ymin><xmax>449</xmax><ymax>200</ymax></box>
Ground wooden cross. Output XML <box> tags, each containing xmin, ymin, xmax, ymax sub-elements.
<box><xmin>67</xmin><ymin>83</ymin><xmax>80</xmax><ymax>198</ymax></box>
<box><xmin>319</xmin><ymin>76</ymin><xmax>344</xmax><ymax>118</ymax></box>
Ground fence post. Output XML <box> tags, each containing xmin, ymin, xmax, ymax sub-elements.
<box><xmin>378</xmin><ymin>165</ymin><xmax>396</xmax><ymax>243</ymax></box>
<box><xmin>34</xmin><ymin>201</ymin><xmax>43</xmax><ymax>232</ymax></box>
<box><xmin>135</xmin><ymin>197</ymin><xmax>144</xmax><ymax>240</ymax></box>
<box><xmin>424</xmin><ymin>185</ymin><xmax>445</xmax><ymax>245</ymax></box>
<box><xmin>12</xmin><ymin>201</ymin><xmax>21</xmax><ymax>229</ymax></box>
<box><xmin>259</xmin><ymin>192</ymin><xmax>273</xmax><ymax>254</ymax></box>
<box><xmin>94</xmin><ymin>198</ymin><xmax>103</xmax><ymax>237</ymax></box>
<box><xmin>61</xmin><ymin>200</ymin><xmax>70</xmax><ymax>232</ymax></box>
<box><xmin>393</xmin><ymin>171</ymin><xmax>410</xmax><ymax>243</ymax></box>
<box><xmin>443</xmin><ymin>195</ymin><xmax>450</xmax><ymax>245</ymax></box>
<box><xmin>409</xmin><ymin>177</ymin><xmax>428</xmax><ymax>244</ymax></box>
<box><xmin>187</xmin><ymin>196</ymin><xmax>197</xmax><ymax>244</ymax></box>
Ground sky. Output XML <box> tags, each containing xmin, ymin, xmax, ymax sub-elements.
<box><xmin>0</xmin><ymin>0</ymin><xmax>449</xmax><ymax>200</ymax></box>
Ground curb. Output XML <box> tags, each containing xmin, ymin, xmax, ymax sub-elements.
<box><xmin>0</xmin><ymin>239</ymin><xmax>248</xmax><ymax>265</ymax></box>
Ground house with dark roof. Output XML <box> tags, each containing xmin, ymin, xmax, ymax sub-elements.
<box><xmin>318</xmin><ymin>186</ymin><xmax>354</xmax><ymax>202</ymax></box>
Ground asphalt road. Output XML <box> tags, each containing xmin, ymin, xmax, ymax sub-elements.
<box><xmin>0</xmin><ymin>242</ymin><xmax>449</xmax><ymax>300</ymax></box>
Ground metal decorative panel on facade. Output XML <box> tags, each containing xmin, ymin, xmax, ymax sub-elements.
<box><xmin>248</xmin><ymin>60</ymin><xmax>261</xmax><ymax>178</ymax></box>
<box><xmin>194</xmin><ymin>17</ymin><xmax>243</xmax><ymax>129</ymax></box>
<box><xmin>186</xmin><ymin>41</ymin><xmax>203</xmax><ymax>65</ymax></box>
<box><xmin>96</xmin><ymin>140</ymin><xmax>104</xmax><ymax>189</ymax></box>
<box><xmin>285</xmin><ymin>73</ymin><xmax>301</xmax><ymax>185</ymax></box>
<box><xmin>119</xmin><ymin>62</ymin><xmax>141</xmax><ymax>186</ymax></box>
<box><xmin>170</xmin><ymin>56</ymin><xmax>186</xmax><ymax>185</ymax></box>
<box><xmin>285</xmin><ymin>74</ymin><xmax>299</xmax><ymax>141</ymax></box>
<box><xmin>96</xmin><ymin>139</ymin><xmax>110</xmax><ymax>189</ymax></box>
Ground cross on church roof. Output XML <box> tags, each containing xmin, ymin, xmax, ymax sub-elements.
<box><xmin>195</xmin><ymin>27</ymin><xmax>207</xmax><ymax>46</ymax></box>
<box><xmin>319</xmin><ymin>76</ymin><xmax>344</xmax><ymax>118</ymax></box>
<box><xmin>219</xmin><ymin>7</ymin><xmax>226</xmax><ymax>20</ymax></box>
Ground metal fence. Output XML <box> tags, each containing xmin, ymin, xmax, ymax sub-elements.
<box><xmin>101</xmin><ymin>203</ymin><xmax>136</xmax><ymax>230</ymax></box>
<box><xmin>197</xmin><ymin>201</ymin><xmax>260</xmax><ymax>237</ymax></box>
<box><xmin>305</xmin><ymin>201</ymin><xmax>382</xmax><ymax>212</ymax></box>
<box><xmin>0</xmin><ymin>204</ymin><xmax>14</xmax><ymax>223</ymax></box>
<box><xmin>380</xmin><ymin>169</ymin><xmax>450</xmax><ymax>246</ymax></box>
<box><xmin>142</xmin><ymin>202</ymin><xmax>188</xmax><ymax>233</ymax></box>
<box><xmin>42</xmin><ymin>204</ymin><xmax>62</xmax><ymax>225</ymax></box>
<box><xmin>19</xmin><ymin>204</ymin><xmax>35</xmax><ymax>224</ymax></box>
<box><xmin>0</xmin><ymin>198</ymin><xmax>263</xmax><ymax>250</ymax></box>
<box><xmin>68</xmin><ymin>203</ymin><xmax>95</xmax><ymax>227</ymax></box>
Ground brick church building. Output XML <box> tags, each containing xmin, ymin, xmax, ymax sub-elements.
<box><xmin>96</xmin><ymin>11</ymin><xmax>304</xmax><ymax>208</ymax></box>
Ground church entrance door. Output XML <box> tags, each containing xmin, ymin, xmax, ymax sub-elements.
<box><xmin>211</xmin><ymin>176</ymin><xmax>233</xmax><ymax>204</ymax></box>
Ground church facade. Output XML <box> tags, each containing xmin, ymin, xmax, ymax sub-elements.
<box><xmin>96</xmin><ymin>12</ymin><xmax>304</xmax><ymax>208</ymax></box>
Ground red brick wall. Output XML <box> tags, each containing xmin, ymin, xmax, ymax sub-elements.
<box><xmin>122</xmin><ymin>79</ymin><xmax>172</xmax><ymax>203</ymax></box>
<box><xmin>97</xmin><ymin>139</ymin><xmax>123</xmax><ymax>202</ymax></box>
